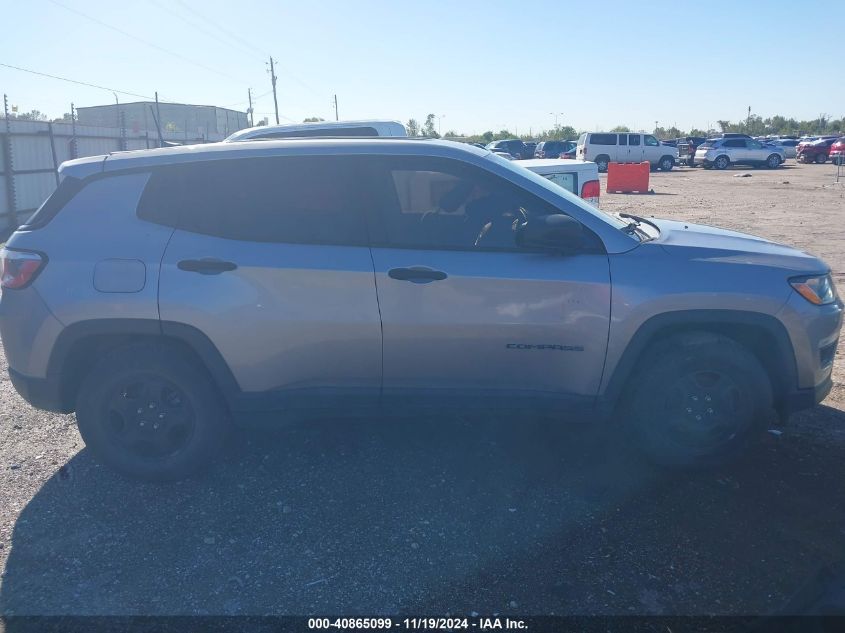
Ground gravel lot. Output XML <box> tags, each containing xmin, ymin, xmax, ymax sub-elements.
<box><xmin>0</xmin><ymin>162</ymin><xmax>843</xmax><ymax>618</ymax></box>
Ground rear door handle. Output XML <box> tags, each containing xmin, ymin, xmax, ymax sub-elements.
<box><xmin>388</xmin><ymin>266</ymin><xmax>448</xmax><ymax>284</ymax></box>
<box><xmin>177</xmin><ymin>258</ymin><xmax>238</xmax><ymax>275</ymax></box>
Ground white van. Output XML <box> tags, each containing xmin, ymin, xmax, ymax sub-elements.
<box><xmin>519</xmin><ymin>159</ymin><xmax>601</xmax><ymax>206</ymax></box>
<box><xmin>575</xmin><ymin>132</ymin><xmax>677</xmax><ymax>172</ymax></box>
<box><xmin>225</xmin><ymin>120</ymin><xmax>407</xmax><ymax>142</ymax></box>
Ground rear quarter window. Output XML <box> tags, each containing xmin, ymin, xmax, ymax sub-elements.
<box><xmin>20</xmin><ymin>176</ymin><xmax>84</xmax><ymax>229</ymax></box>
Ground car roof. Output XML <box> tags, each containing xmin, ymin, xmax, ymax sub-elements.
<box><xmin>58</xmin><ymin>138</ymin><xmax>491</xmax><ymax>178</ymax></box>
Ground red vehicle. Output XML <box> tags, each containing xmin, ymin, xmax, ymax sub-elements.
<box><xmin>796</xmin><ymin>137</ymin><xmax>838</xmax><ymax>164</ymax></box>
<box><xmin>829</xmin><ymin>137</ymin><xmax>845</xmax><ymax>166</ymax></box>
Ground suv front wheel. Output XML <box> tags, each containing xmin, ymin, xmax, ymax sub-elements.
<box><xmin>75</xmin><ymin>342</ymin><xmax>230</xmax><ymax>481</ymax></box>
<box><xmin>621</xmin><ymin>332</ymin><xmax>772</xmax><ymax>467</ymax></box>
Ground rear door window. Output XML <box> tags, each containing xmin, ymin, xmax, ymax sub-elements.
<box><xmin>629</xmin><ymin>134</ymin><xmax>641</xmax><ymax>146</ymax></box>
<box><xmin>138</xmin><ymin>156</ymin><xmax>369</xmax><ymax>246</ymax></box>
<box><xmin>724</xmin><ymin>139</ymin><xmax>746</xmax><ymax>148</ymax></box>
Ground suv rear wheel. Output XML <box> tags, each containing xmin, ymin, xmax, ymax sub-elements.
<box><xmin>621</xmin><ymin>332</ymin><xmax>771</xmax><ymax>467</ymax></box>
<box><xmin>75</xmin><ymin>343</ymin><xmax>230</xmax><ymax>481</ymax></box>
<box><xmin>714</xmin><ymin>155</ymin><xmax>730</xmax><ymax>170</ymax></box>
<box><xmin>815</xmin><ymin>154</ymin><xmax>827</xmax><ymax>164</ymax></box>
<box><xmin>659</xmin><ymin>156</ymin><xmax>674</xmax><ymax>171</ymax></box>
<box><xmin>766</xmin><ymin>154</ymin><xmax>782</xmax><ymax>168</ymax></box>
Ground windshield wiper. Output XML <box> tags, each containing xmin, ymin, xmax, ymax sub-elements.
<box><xmin>618</xmin><ymin>212</ymin><xmax>660</xmax><ymax>232</ymax></box>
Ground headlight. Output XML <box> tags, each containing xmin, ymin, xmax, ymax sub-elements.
<box><xmin>789</xmin><ymin>274</ymin><xmax>837</xmax><ymax>305</ymax></box>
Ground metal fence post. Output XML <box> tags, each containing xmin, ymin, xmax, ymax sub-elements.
<box><xmin>2</xmin><ymin>94</ymin><xmax>18</xmax><ymax>232</ymax></box>
<box><xmin>48</xmin><ymin>121</ymin><xmax>60</xmax><ymax>187</ymax></box>
<box><xmin>70</xmin><ymin>102</ymin><xmax>79</xmax><ymax>159</ymax></box>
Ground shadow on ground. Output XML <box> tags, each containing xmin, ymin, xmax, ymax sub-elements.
<box><xmin>1</xmin><ymin>407</ymin><xmax>844</xmax><ymax>616</ymax></box>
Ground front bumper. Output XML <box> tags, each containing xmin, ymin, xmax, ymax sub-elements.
<box><xmin>783</xmin><ymin>374</ymin><xmax>833</xmax><ymax>415</ymax></box>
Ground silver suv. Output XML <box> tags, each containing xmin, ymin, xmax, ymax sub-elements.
<box><xmin>694</xmin><ymin>137</ymin><xmax>786</xmax><ymax>169</ymax></box>
<box><xmin>0</xmin><ymin>139</ymin><xmax>841</xmax><ymax>481</ymax></box>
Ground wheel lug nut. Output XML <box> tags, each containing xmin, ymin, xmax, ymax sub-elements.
<box><xmin>691</xmin><ymin>396</ymin><xmax>698</xmax><ymax>401</ymax></box>
<box><xmin>686</xmin><ymin>407</ymin><xmax>693</xmax><ymax>413</ymax></box>
<box><xmin>695</xmin><ymin>415</ymin><xmax>702</xmax><ymax>420</ymax></box>
<box><xmin>158</xmin><ymin>413</ymin><xmax>166</xmax><ymax>419</ymax></box>
<box><xmin>707</xmin><ymin>408</ymin><xmax>714</xmax><ymax>414</ymax></box>
<box><xmin>148</xmin><ymin>402</ymin><xmax>156</xmax><ymax>409</ymax></box>
<box><xmin>139</xmin><ymin>421</ymin><xmax>145</xmax><ymax>427</ymax></box>
<box><xmin>153</xmin><ymin>423</ymin><xmax>159</xmax><ymax>430</ymax></box>
<box><xmin>136</xmin><ymin>407</ymin><xmax>144</xmax><ymax>414</ymax></box>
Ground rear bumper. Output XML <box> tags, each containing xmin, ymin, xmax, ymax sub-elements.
<box><xmin>8</xmin><ymin>367</ymin><xmax>70</xmax><ymax>413</ymax></box>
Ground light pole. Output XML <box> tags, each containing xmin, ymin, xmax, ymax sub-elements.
<box><xmin>438</xmin><ymin>114</ymin><xmax>445</xmax><ymax>135</ymax></box>
<box><xmin>550</xmin><ymin>112</ymin><xmax>563</xmax><ymax>128</ymax></box>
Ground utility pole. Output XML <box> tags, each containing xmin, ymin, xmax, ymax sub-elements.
<box><xmin>247</xmin><ymin>88</ymin><xmax>254</xmax><ymax>127</ymax></box>
<box><xmin>333</xmin><ymin>94</ymin><xmax>339</xmax><ymax>121</ymax></box>
<box><xmin>268</xmin><ymin>57</ymin><xmax>279</xmax><ymax>124</ymax></box>
<box><xmin>155</xmin><ymin>92</ymin><xmax>163</xmax><ymax>147</ymax></box>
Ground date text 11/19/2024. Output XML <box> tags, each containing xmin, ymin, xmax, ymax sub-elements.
<box><xmin>308</xmin><ymin>617</ymin><xmax>528</xmax><ymax>630</ymax></box>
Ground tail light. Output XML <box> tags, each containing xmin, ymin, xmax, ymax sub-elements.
<box><xmin>0</xmin><ymin>248</ymin><xmax>46</xmax><ymax>289</ymax></box>
<box><xmin>580</xmin><ymin>179</ymin><xmax>600</xmax><ymax>207</ymax></box>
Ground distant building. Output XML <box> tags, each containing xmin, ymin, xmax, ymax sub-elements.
<box><xmin>76</xmin><ymin>101</ymin><xmax>248</xmax><ymax>139</ymax></box>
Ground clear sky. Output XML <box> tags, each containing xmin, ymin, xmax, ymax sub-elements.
<box><xmin>2</xmin><ymin>0</ymin><xmax>844</xmax><ymax>135</ymax></box>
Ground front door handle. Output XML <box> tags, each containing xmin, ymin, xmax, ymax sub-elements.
<box><xmin>388</xmin><ymin>266</ymin><xmax>448</xmax><ymax>284</ymax></box>
<box><xmin>177</xmin><ymin>258</ymin><xmax>238</xmax><ymax>275</ymax></box>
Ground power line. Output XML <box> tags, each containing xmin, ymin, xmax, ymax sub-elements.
<box><xmin>173</xmin><ymin>0</ymin><xmax>269</xmax><ymax>60</ymax></box>
<box><xmin>148</xmin><ymin>0</ymin><xmax>265</xmax><ymax>64</ymax></box>
<box><xmin>172</xmin><ymin>0</ymin><xmax>328</xmax><ymax>103</ymax></box>
<box><xmin>47</xmin><ymin>0</ymin><xmax>249</xmax><ymax>86</ymax></box>
<box><xmin>0</xmin><ymin>62</ymin><xmax>154</xmax><ymax>100</ymax></box>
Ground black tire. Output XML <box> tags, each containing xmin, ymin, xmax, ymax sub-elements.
<box><xmin>620</xmin><ymin>332</ymin><xmax>772</xmax><ymax>468</ymax></box>
<box><xmin>766</xmin><ymin>154</ymin><xmax>781</xmax><ymax>169</ymax></box>
<box><xmin>595</xmin><ymin>155</ymin><xmax>610</xmax><ymax>172</ymax></box>
<box><xmin>75</xmin><ymin>342</ymin><xmax>230</xmax><ymax>482</ymax></box>
<box><xmin>659</xmin><ymin>156</ymin><xmax>674</xmax><ymax>171</ymax></box>
<box><xmin>714</xmin><ymin>155</ymin><xmax>730</xmax><ymax>170</ymax></box>
<box><xmin>815</xmin><ymin>154</ymin><xmax>826</xmax><ymax>164</ymax></box>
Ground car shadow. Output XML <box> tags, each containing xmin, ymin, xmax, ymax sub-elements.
<box><xmin>1</xmin><ymin>406</ymin><xmax>844</xmax><ymax>617</ymax></box>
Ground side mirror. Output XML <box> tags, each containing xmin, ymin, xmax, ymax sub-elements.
<box><xmin>516</xmin><ymin>214</ymin><xmax>583</xmax><ymax>251</ymax></box>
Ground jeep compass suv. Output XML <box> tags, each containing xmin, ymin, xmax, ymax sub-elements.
<box><xmin>0</xmin><ymin>139</ymin><xmax>840</xmax><ymax>481</ymax></box>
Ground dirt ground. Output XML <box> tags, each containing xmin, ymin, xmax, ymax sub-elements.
<box><xmin>0</xmin><ymin>162</ymin><xmax>843</xmax><ymax>619</ymax></box>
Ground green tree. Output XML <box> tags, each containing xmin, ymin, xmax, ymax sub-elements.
<box><xmin>406</xmin><ymin>118</ymin><xmax>420</xmax><ymax>136</ymax></box>
<box><xmin>423</xmin><ymin>114</ymin><xmax>439</xmax><ymax>138</ymax></box>
<box><xmin>609</xmin><ymin>125</ymin><xmax>630</xmax><ymax>133</ymax></box>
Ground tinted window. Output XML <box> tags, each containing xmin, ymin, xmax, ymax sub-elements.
<box><xmin>590</xmin><ymin>134</ymin><xmax>617</xmax><ymax>145</ymax></box>
<box><xmin>724</xmin><ymin>139</ymin><xmax>746</xmax><ymax>148</ymax></box>
<box><xmin>643</xmin><ymin>135</ymin><xmax>659</xmax><ymax>147</ymax></box>
<box><xmin>618</xmin><ymin>135</ymin><xmax>628</xmax><ymax>146</ymax></box>
<box><xmin>138</xmin><ymin>157</ymin><xmax>369</xmax><ymax>245</ymax></box>
<box><xmin>370</xmin><ymin>156</ymin><xmax>563</xmax><ymax>251</ymax></box>
<box><xmin>629</xmin><ymin>134</ymin><xmax>641</xmax><ymax>146</ymax></box>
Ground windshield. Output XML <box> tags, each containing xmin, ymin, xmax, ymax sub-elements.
<box><xmin>486</xmin><ymin>152</ymin><xmax>630</xmax><ymax>229</ymax></box>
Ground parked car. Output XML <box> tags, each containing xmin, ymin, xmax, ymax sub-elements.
<box><xmin>559</xmin><ymin>146</ymin><xmax>576</xmax><ymax>159</ymax></box>
<box><xmin>491</xmin><ymin>149</ymin><xmax>516</xmax><ymax>160</ymax></box>
<box><xmin>486</xmin><ymin>139</ymin><xmax>529</xmax><ymax>159</ymax></box>
<box><xmin>224</xmin><ymin>120</ymin><xmax>407</xmax><ymax>141</ymax></box>
<box><xmin>575</xmin><ymin>132</ymin><xmax>678</xmax><ymax>172</ymax></box>
<box><xmin>770</xmin><ymin>139</ymin><xmax>799</xmax><ymax>159</ymax></box>
<box><xmin>796</xmin><ymin>138</ymin><xmax>838</xmax><ymax>164</ymax></box>
<box><xmin>1</xmin><ymin>138</ymin><xmax>841</xmax><ymax>481</ymax></box>
<box><xmin>519</xmin><ymin>158</ymin><xmax>601</xmax><ymax>206</ymax></box>
<box><xmin>829</xmin><ymin>138</ymin><xmax>845</xmax><ymax>165</ymax></box>
<box><xmin>534</xmin><ymin>140</ymin><xmax>575</xmax><ymax>159</ymax></box>
<box><xmin>522</xmin><ymin>142</ymin><xmax>537</xmax><ymax>158</ymax></box>
<box><xmin>676</xmin><ymin>137</ymin><xmax>707</xmax><ymax>167</ymax></box>
<box><xmin>721</xmin><ymin>133</ymin><xmax>754</xmax><ymax>140</ymax></box>
<box><xmin>694</xmin><ymin>137</ymin><xmax>785</xmax><ymax>169</ymax></box>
